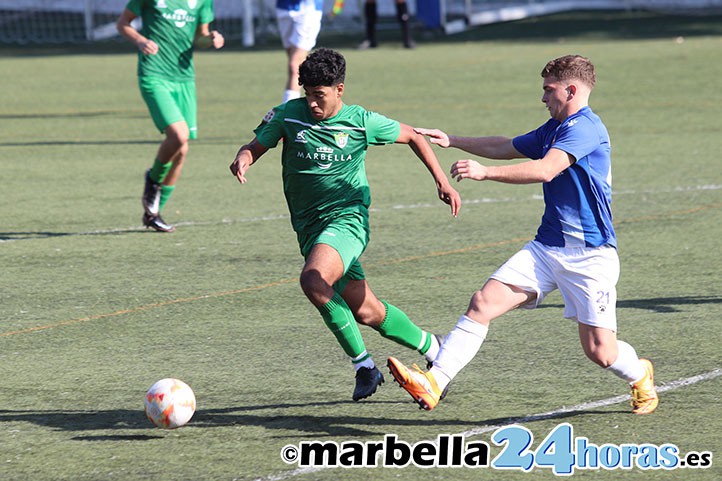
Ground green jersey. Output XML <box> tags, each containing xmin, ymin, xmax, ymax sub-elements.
<box><xmin>254</xmin><ymin>99</ymin><xmax>401</xmax><ymax>235</ymax></box>
<box><xmin>126</xmin><ymin>0</ymin><xmax>214</xmax><ymax>81</ymax></box>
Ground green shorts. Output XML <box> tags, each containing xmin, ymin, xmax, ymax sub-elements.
<box><xmin>299</xmin><ymin>213</ymin><xmax>369</xmax><ymax>293</ymax></box>
<box><xmin>139</xmin><ymin>76</ymin><xmax>198</xmax><ymax>139</ymax></box>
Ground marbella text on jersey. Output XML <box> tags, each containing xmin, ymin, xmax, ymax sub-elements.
<box><xmin>296</xmin><ymin>150</ymin><xmax>352</xmax><ymax>163</ymax></box>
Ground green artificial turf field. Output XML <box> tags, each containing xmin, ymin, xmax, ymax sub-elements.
<box><xmin>1</xmin><ymin>11</ymin><xmax>720</xmax><ymax>481</ymax></box>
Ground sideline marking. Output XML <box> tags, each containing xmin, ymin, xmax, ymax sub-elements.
<box><xmin>1</xmin><ymin>185</ymin><xmax>719</xmax><ymax>243</ymax></box>
<box><xmin>460</xmin><ymin>368</ymin><xmax>722</xmax><ymax>438</ymax></box>
<box><xmin>250</xmin><ymin>368</ymin><xmax>722</xmax><ymax>481</ymax></box>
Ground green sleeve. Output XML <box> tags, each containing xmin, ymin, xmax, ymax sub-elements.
<box><xmin>199</xmin><ymin>0</ymin><xmax>215</xmax><ymax>24</ymax></box>
<box><xmin>125</xmin><ymin>0</ymin><xmax>143</xmax><ymax>17</ymax></box>
<box><xmin>363</xmin><ymin>110</ymin><xmax>401</xmax><ymax>146</ymax></box>
<box><xmin>253</xmin><ymin>105</ymin><xmax>286</xmax><ymax>149</ymax></box>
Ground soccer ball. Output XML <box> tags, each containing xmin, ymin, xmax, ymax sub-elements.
<box><xmin>144</xmin><ymin>378</ymin><xmax>196</xmax><ymax>429</ymax></box>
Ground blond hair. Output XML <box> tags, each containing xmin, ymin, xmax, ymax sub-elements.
<box><xmin>541</xmin><ymin>55</ymin><xmax>596</xmax><ymax>88</ymax></box>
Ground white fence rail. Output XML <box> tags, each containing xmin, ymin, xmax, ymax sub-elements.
<box><xmin>1</xmin><ymin>0</ymin><xmax>720</xmax><ymax>44</ymax></box>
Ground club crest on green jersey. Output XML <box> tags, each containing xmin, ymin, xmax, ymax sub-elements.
<box><xmin>333</xmin><ymin>132</ymin><xmax>348</xmax><ymax>148</ymax></box>
<box><xmin>262</xmin><ymin>109</ymin><xmax>275</xmax><ymax>124</ymax></box>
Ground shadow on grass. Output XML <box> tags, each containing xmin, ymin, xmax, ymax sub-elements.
<box><xmin>193</xmin><ymin>405</ymin><xmax>626</xmax><ymax>439</ymax></box>
<box><xmin>72</xmin><ymin>434</ymin><xmax>165</xmax><ymax>441</ymax></box>
<box><xmin>539</xmin><ymin>295</ymin><xmax>722</xmax><ymax>314</ymax></box>
<box><xmin>0</xmin><ymin>111</ymin><xmax>144</xmax><ymax>120</ymax></box>
<box><xmin>0</xmin><ymin>139</ymin><xmax>158</xmax><ymax>147</ymax></box>
<box><xmin>0</xmin><ymin>408</ymin><xmax>151</xmax><ymax>433</ymax></box>
<box><xmin>0</xmin><ymin>401</ymin><xmax>411</xmax><ymax>438</ymax></box>
<box><xmin>0</xmin><ymin>396</ymin><xmax>624</xmax><ymax>440</ymax></box>
<box><xmin>0</xmin><ymin>135</ymin><xmax>237</xmax><ymax>148</ymax></box>
<box><xmin>0</xmin><ymin>229</ymin><xmax>148</xmax><ymax>241</ymax></box>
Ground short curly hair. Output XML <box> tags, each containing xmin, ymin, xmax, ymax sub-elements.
<box><xmin>298</xmin><ymin>48</ymin><xmax>346</xmax><ymax>88</ymax></box>
<box><xmin>541</xmin><ymin>55</ymin><xmax>596</xmax><ymax>88</ymax></box>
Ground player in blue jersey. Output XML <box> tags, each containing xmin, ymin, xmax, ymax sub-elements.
<box><xmin>387</xmin><ymin>55</ymin><xmax>659</xmax><ymax>415</ymax></box>
<box><xmin>276</xmin><ymin>0</ymin><xmax>323</xmax><ymax>103</ymax></box>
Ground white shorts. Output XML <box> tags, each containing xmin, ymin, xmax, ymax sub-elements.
<box><xmin>276</xmin><ymin>8</ymin><xmax>323</xmax><ymax>51</ymax></box>
<box><xmin>490</xmin><ymin>240</ymin><xmax>620</xmax><ymax>331</ymax></box>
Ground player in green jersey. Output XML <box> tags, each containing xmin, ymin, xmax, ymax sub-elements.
<box><xmin>117</xmin><ymin>0</ymin><xmax>224</xmax><ymax>232</ymax></box>
<box><xmin>230</xmin><ymin>48</ymin><xmax>461</xmax><ymax>401</ymax></box>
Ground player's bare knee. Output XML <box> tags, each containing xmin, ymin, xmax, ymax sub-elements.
<box><xmin>166</xmin><ymin>127</ymin><xmax>189</xmax><ymax>148</ymax></box>
<box><xmin>584</xmin><ymin>347</ymin><xmax>616</xmax><ymax>368</ymax></box>
<box><xmin>299</xmin><ymin>269</ymin><xmax>329</xmax><ymax>303</ymax></box>
<box><xmin>468</xmin><ymin>289</ymin><xmax>486</xmax><ymax>310</ymax></box>
<box><xmin>162</xmin><ymin>138</ymin><xmax>188</xmax><ymax>160</ymax></box>
<box><xmin>299</xmin><ymin>269</ymin><xmax>318</xmax><ymax>292</ymax></box>
<box><xmin>467</xmin><ymin>290</ymin><xmax>496</xmax><ymax>320</ymax></box>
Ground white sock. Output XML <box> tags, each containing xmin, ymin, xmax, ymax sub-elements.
<box><xmin>606</xmin><ymin>340</ymin><xmax>646</xmax><ymax>384</ymax></box>
<box><xmin>282</xmin><ymin>89</ymin><xmax>301</xmax><ymax>103</ymax></box>
<box><xmin>353</xmin><ymin>356</ymin><xmax>375</xmax><ymax>371</ymax></box>
<box><xmin>423</xmin><ymin>332</ymin><xmax>440</xmax><ymax>363</ymax></box>
<box><xmin>430</xmin><ymin>315</ymin><xmax>488</xmax><ymax>390</ymax></box>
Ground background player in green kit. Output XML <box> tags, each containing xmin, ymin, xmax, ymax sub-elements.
<box><xmin>230</xmin><ymin>48</ymin><xmax>461</xmax><ymax>401</ymax></box>
<box><xmin>117</xmin><ymin>0</ymin><xmax>224</xmax><ymax>232</ymax></box>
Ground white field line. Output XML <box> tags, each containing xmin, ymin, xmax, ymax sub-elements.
<box><xmin>1</xmin><ymin>184</ymin><xmax>720</xmax><ymax>243</ymax></box>
<box><xmin>249</xmin><ymin>368</ymin><xmax>722</xmax><ymax>481</ymax></box>
<box><xmin>460</xmin><ymin>368</ymin><xmax>722</xmax><ymax>437</ymax></box>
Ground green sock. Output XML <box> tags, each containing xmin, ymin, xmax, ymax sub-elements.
<box><xmin>318</xmin><ymin>293</ymin><xmax>369</xmax><ymax>363</ymax></box>
<box><xmin>149</xmin><ymin>159</ymin><xmax>172</xmax><ymax>184</ymax></box>
<box><xmin>376</xmin><ymin>300</ymin><xmax>432</xmax><ymax>353</ymax></box>
<box><xmin>159</xmin><ymin>185</ymin><xmax>175</xmax><ymax>211</ymax></box>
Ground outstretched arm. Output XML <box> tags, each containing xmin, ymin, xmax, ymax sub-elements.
<box><xmin>450</xmin><ymin>147</ymin><xmax>574</xmax><ymax>184</ymax></box>
<box><xmin>396</xmin><ymin>123</ymin><xmax>461</xmax><ymax>217</ymax></box>
<box><xmin>414</xmin><ymin>128</ymin><xmax>524</xmax><ymax>160</ymax></box>
<box><xmin>230</xmin><ymin>138</ymin><xmax>268</xmax><ymax>184</ymax></box>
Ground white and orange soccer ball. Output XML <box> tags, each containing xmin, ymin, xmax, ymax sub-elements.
<box><xmin>144</xmin><ymin>378</ymin><xmax>196</xmax><ymax>429</ymax></box>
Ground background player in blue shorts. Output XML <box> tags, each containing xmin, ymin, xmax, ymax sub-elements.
<box><xmin>275</xmin><ymin>0</ymin><xmax>323</xmax><ymax>103</ymax></box>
